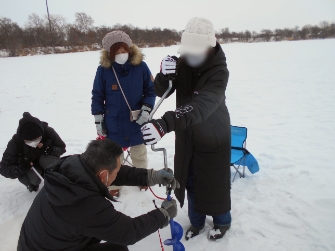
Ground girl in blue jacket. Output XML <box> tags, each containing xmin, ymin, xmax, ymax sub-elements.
<box><xmin>91</xmin><ymin>31</ymin><xmax>156</xmax><ymax>196</ymax></box>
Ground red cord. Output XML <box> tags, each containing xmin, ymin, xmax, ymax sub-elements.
<box><xmin>149</xmin><ymin>187</ymin><xmax>166</xmax><ymax>200</ymax></box>
<box><xmin>157</xmin><ymin>229</ymin><xmax>165</xmax><ymax>251</ymax></box>
<box><xmin>151</xmin><ymin>196</ymin><xmax>165</xmax><ymax>251</ymax></box>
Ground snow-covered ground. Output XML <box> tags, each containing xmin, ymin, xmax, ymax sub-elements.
<box><xmin>0</xmin><ymin>39</ymin><xmax>334</xmax><ymax>251</ymax></box>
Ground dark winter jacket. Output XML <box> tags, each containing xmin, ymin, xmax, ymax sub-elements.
<box><xmin>91</xmin><ymin>45</ymin><xmax>156</xmax><ymax>147</ymax></box>
<box><xmin>17</xmin><ymin>155</ymin><xmax>166</xmax><ymax>251</ymax></box>
<box><xmin>0</xmin><ymin>113</ymin><xmax>66</xmax><ymax>179</ymax></box>
<box><xmin>154</xmin><ymin>43</ymin><xmax>231</xmax><ymax>215</ymax></box>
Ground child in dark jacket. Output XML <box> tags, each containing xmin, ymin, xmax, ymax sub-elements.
<box><xmin>0</xmin><ymin>112</ymin><xmax>66</xmax><ymax>192</ymax></box>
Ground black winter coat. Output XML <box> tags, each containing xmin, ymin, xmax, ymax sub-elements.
<box><xmin>17</xmin><ymin>155</ymin><xmax>166</xmax><ymax>251</ymax></box>
<box><xmin>154</xmin><ymin>43</ymin><xmax>231</xmax><ymax>215</ymax></box>
<box><xmin>0</xmin><ymin>113</ymin><xmax>66</xmax><ymax>179</ymax></box>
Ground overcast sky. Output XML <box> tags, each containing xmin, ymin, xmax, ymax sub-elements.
<box><xmin>1</xmin><ymin>0</ymin><xmax>334</xmax><ymax>32</ymax></box>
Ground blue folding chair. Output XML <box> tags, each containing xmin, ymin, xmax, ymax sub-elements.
<box><xmin>231</xmin><ymin>126</ymin><xmax>259</xmax><ymax>182</ymax></box>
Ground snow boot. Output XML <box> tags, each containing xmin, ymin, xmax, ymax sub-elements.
<box><xmin>185</xmin><ymin>225</ymin><xmax>204</xmax><ymax>240</ymax></box>
<box><xmin>208</xmin><ymin>225</ymin><xmax>230</xmax><ymax>241</ymax></box>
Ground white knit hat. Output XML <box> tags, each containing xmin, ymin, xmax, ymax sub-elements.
<box><xmin>102</xmin><ymin>30</ymin><xmax>132</xmax><ymax>51</ymax></box>
<box><xmin>177</xmin><ymin>17</ymin><xmax>217</xmax><ymax>55</ymax></box>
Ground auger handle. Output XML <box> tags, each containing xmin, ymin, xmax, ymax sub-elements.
<box><xmin>149</xmin><ymin>75</ymin><xmax>173</xmax><ymax>121</ymax></box>
<box><xmin>149</xmin><ymin>77</ymin><xmax>173</xmax><ymax>171</ymax></box>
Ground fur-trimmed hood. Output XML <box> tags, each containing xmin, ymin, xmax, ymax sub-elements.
<box><xmin>100</xmin><ymin>44</ymin><xmax>144</xmax><ymax>68</ymax></box>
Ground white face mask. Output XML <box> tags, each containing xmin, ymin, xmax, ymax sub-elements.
<box><xmin>25</xmin><ymin>137</ymin><xmax>42</xmax><ymax>148</ymax></box>
<box><xmin>184</xmin><ymin>53</ymin><xmax>207</xmax><ymax>68</ymax></box>
<box><xmin>115</xmin><ymin>53</ymin><xmax>129</xmax><ymax>65</ymax></box>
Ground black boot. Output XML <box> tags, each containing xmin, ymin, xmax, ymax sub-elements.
<box><xmin>185</xmin><ymin>225</ymin><xmax>204</xmax><ymax>240</ymax></box>
<box><xmin>208</xmin><ymin>225</ymin><xmax>230</xmax><ymax>241</ymax></box>
<box><xmin>27</xmin><ymin>184</ymin><xmax>39</xmax><ymax>192</ymax></box>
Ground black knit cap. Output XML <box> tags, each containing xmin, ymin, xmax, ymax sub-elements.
<box><xmin>18</xmin><ymin>112</ymin><xmax>44</xmax><ymax>140</ymax></box>
<box><xmin>20</xmin><ymin>122</ymin><xmax>43</xmax><ymax>140</ymax></box>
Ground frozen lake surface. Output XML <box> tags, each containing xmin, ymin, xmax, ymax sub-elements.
<box><xmin>0</xmin><ymin>39</ymin><xmax>334</xmax><ymax>251</ymax></box>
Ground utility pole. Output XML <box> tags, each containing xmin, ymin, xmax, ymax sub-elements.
<box><xmin>45</xmin><ymin>0</ymin><xmax>51</xmax><ymax>32</ymax></box>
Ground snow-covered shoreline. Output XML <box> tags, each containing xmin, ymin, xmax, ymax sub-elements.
<box><xmin>1</xmin><ymin>38</ymin><xmax>334</xmax><ymax>58</ymax></box>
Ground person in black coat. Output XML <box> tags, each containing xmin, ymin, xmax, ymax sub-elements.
<box><xmin>141</xmin><ymin>17</ymin><xmax>231</xmax><ymax>240</ymax></box>
<box><xmin>0</xmin><ymin>112</ymin><xmax>66</xmax><ymax>192</ymax></box>
<box><xmin>17</xmin><ymin>139</ymin><xmax>179</xmax><ymax>251</ymax></box>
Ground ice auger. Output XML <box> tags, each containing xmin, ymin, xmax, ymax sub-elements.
<box><xmin>149</xmin><ymin>76</ymin><xmax>185</xmax><ymax>251</ymax></box>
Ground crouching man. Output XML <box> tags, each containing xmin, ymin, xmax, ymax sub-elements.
<box><xmin>17</xmin><ymin>139</ymin><xmax>179</xmax><ymax>251</ymax></box>
<box><xmin>0</xmin><ymin>112</ymin><xmax>66</xmax><ymax>192</ymax></box>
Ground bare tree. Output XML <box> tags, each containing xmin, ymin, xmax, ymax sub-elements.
<box><xmin>75</xmin><ymin>12</ymin><xmax>94</xmax><ymax>33</ymax></box>
<box><xmin>47</xmin><ymin>14</ymin><xmax>67</xmax><ymax>46</ymax></box>
<box><xmin>220</xmin><ymin>28</ymin><xmax>230</xmax><ymax>43</ymax></box>
<box><xmin>66</xmin><ymin>25</ymin><xmax>85</xmax><ymax>47</ymax></box>
<box><xmin>319</xmin><ymin>21</ymin><xmax>329</xmax><ymax>29</ymax></box>
<box><xmin>283</xmin><ymin>28</ymin><xmax>294</xmax><ymax>39</ymax></box>
<box><xmin>0</xmin><ymin>17</ymin><xmax>22</xmax><ymax>55</ymax></box>
<box><xmin>260</xmin><ymin>29</ymin><xmax>273</xmax><ymax>42</ymax></box>
<box><xmin>25</xmin><ymin>13</ymin><xmax>47</xmax><ymax>47</ymax></box>
<box><xmin>329</xmin><ymin>22</ymin><xmax>335</xmax><ymax>37</ymax></box>
<box><xmin>244</xmin><ymin>30</ymin><xmax>251</xmax><ymax>42</ymax></box>
<box><xmin>310</xmin><ymin>25</ymin><xmax>320</xmax><ymax>39</ymax></box>
<box><xmin>274</xmin><ymin>29</ymin><xmax>284</xmax><ymax>41</ymax></box>
<box><xmin>300</xmin><ymin>25</ymin><xmax>311</xmax><ymax>39</ymax></box>
<box><xmin>27</xmin><ymin>13</ymin><xmax>45</xmax><ymax>28</ymax></box>
<box><xmin>319</xmin><ymin>21</ymin><xmax>329</xmax><ymax>38</ymax></box>
<box><xmin>293</xmin><ymin>26</ymin><xmax>300</xmax><ymax>40</ymax></box>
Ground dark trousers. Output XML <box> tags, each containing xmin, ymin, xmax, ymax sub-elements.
<box><xmin>186</xmin><ymin>166</ymin><xmax>232</xmax><ymax>229</ymax></box>
<box><xmin>18</xmin><ymin>154</ymin><xmax>59</xmax><ymax>188</ymax></box>
<box><xmin>86</xmin><ymin>242</ymin><xmax>128</xmax><ymax>251</ymax></box>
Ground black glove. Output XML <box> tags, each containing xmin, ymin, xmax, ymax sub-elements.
<box><xmin>159</xmin><ymin>199</ymin><xmax>178</xmax><ymax>228</ymax></box>
<box><xmin>44</xmin><ymin>145</ymin><xmax>54</xmax><ymax>155</ymax></box>
<box><xmin>15</xmin><ymin>158</ymin><xmax>32</xmax><ymax>176</ymax></box>
<box><xmin>141</xmin><ymin>119</ymin><xmax>168</xmax><ymax>145</ymax></box>
<box><xmin>136</xmin><ymin>104</ymin><xmax>152</xmax><ymax>126</ymax></box>
<box><xmin>38</xmin><ymin>140</ymin><xmax>54</xmax><ymax>155</ymax></box>
<box><xmin>147</xmin><ymin>168</ymin><xmax>180</xmax><ymax>190</ymax></box>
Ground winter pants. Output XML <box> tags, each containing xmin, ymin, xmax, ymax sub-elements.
<box><xmin>18</xmin><ymin>154</ymin><xmax>59</xmax><ymax>188</ymax></box>
<box><xmin>186</xmin><ymin>167</ymin><xmax>232</xmax><ymax>229</ymax></box>
<box><xmin>109</xmin><ymin>143</ymin><xmax>148</xmax><ymax>190</ymax></box>
<box><xmin>86</xmin><ymin>242</ymin><xmax>128</xmax><ymax>251</ymax></box>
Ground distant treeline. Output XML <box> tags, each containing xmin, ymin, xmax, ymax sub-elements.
<box><xmin>0</xmin><ymin>12</ymin><xmax>334</xmax><ymax>57</ymax></box>
<box><xmin>218</xmin><ymin>21</ymin><xmax>335</xmax><ymax>43</ymax></box>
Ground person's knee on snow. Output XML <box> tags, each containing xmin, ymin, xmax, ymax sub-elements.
<box><xmin>39</xmin><ymin>154</ymin><xmax>60</xmax><ymax>170</ymax></box>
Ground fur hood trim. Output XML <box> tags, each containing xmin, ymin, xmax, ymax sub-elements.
<box><xmin>100</xmin><ymin>44</ymin><xmax>144</xmax><ymax>68</ymax></box>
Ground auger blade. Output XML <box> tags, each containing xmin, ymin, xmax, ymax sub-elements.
<box><xmin>163</xmin><ymin>239</ymin><xmax>185</xmax><ymax>251</ymax></box>
<box><xmin>173</xmin><ymin>242</ymin><xmax>185</xmax><ymax>251</ymax></box>
<box><xmin>172</xmin><ymin>221</ymin><xmax>184</xmax><ymax>241</ymax></box>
